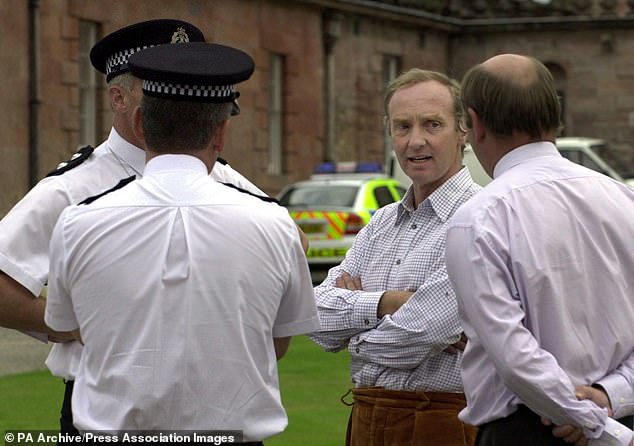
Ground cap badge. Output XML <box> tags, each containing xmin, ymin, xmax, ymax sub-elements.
<box><xmin>171</xmin><ymin>27</ymin><xmax>190</xmax><ymax>44</ymax></box>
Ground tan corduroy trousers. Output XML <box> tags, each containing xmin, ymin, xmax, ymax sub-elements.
<box><xmin>344</xmin><ymin>387</ymin><xmax>478</xmax><ymax>446</ymax></box>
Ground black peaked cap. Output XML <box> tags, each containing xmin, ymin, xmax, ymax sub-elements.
<box><xmin>128</xmin><ymin>42</ymin><xmax>254</xmax><ymax>103</ymax></box>
<box><xmin>90</xmin><ymin>19</ymin><xmax>205</xmax><ymax>82</ymax></box>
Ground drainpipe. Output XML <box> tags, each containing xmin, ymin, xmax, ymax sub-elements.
<box><xmin>322</xmin><ymin>11</ymin><xmax>342</xmax><ymax>163</ymax></box>
<box><xmin>28</xmin><ymin>0</ymin><xmax>41</xmax><ymax>187</ymax></box>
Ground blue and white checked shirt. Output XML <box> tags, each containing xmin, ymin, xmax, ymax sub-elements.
<box><xmin>309</xmin><ymin>168</ymin><xmax>480</xmax><ymax>391</ymax></box>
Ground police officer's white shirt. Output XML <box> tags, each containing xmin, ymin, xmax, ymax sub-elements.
<box><xmin>0</xmin><ymin>127</ymin><xmax>267</xmax><ymax>380</ymax></box>
<box><xmin>45</xmin><ymin>154</ymin><xmax>319</xmax><ymax>438</ymax></box>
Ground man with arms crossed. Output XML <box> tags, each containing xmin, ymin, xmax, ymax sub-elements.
<box><xmin>310</xmin><ymin>68</ymin><xmax>480</xmax><ymax>445</ymax></box>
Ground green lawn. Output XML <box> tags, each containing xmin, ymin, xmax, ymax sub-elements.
<box><xmin>0</xmin><ymin>336</ymin><xmax>352</xmax><ymax>445</ymax></box>
<box><xmin>269</xmin><ymin>335</ymin><xmax>352</xmax><ymax>445</ymax></box>
<box><xmin>0</xmin><ymin>369</ymin><xmax>61</xmax><ymax>432</ymax></box>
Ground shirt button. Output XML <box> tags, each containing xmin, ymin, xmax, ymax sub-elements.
<box><xmin>355</xmin><ymin>347</ymin><xmax>360</xmax><ymax>353</ymax></box>
<box><xmin>364</xmin><ymin>319</ymin><xmax>370</xmax><ymax>325</ymax></box>
<box><xmin>620</xmin><ymin>397</ymin><xmax>625</xmax><ymax>403</ymax></box>
<box><xmin>411</xmin><ymin>224</ymin><xmax>417</xmax><ymax>229</ymax></box>
<box><xmin>396</xmin><ymin>259</ymin><xmax>401</xmax><ymax>265</ymax></box>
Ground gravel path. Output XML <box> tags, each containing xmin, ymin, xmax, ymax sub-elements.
<box><xmin>0</xmin><ymin>328</ymin><xmax>51</xmax><ymax>377</ymax></box>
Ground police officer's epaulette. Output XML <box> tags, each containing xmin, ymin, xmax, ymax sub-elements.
<box><xmin>216</xmin><ymin>157</ymin><xmax>228</xmax><ymax>165</ymax></box>
<box><xmin>79</xmin><ymin>176</ymin><xmax>136</xmax><ymax>205</ymax></box>
<box><xmin>221</xmin><ymin>182</ymin><xmax>280</xmax><ymax>205</ymax></box>
<box><xmin>46</xmin><ymin>145</ymin><xmax>95</xmax><ymax>177</ymax></box>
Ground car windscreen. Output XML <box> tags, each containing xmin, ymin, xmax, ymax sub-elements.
<box><xmin>591</xmin><ymin>144</ymin><xmax>634</xmax><ymax>178</ymax></box>
<box><xmin>279</xmin><ymin>184</ymin><xmax>359</xmax><ymax>208</ymax></box>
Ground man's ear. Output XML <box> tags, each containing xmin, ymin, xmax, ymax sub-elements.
<box><xmin>458</xmin><ymin>126</ymin><xmax>467</xmax><ymax>148</ymax></box>
<box><xmin>131</xmin><ymin>106</ymin><xmax>145</xmax><ymax>147</ymax></box>
<box><xmin>109</xmin><ymin>85</ymin><xmax>126</xmax><ymax>112</ymax></box>
<box><xmin>211</xmin><ymin>119</ymin><xmax>230</xmax><ymax>154</ymax></box>
<box><xmin>468</xmin><ymin>108</ymin><xmax>485</xmax><ymax>143</ymax></box>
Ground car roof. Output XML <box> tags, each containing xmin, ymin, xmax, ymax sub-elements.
<box><xmin>557</xmin><ymin>136</ymin><xmax>604</xmax><ymax>147</ymax></box>
<box><xmin>295</xmin><ymin>174</ymin><xmax>395</xmax><ymax>185</ymax></box>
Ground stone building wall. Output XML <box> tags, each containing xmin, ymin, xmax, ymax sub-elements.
<box><xmin>0</xmin><ymin>0</ymin><xmax>326</xmax><ymax>213</ymax></box>
<box><xmin>450</xmin><ymin>26</ymin><xmax>634</xmax><ymax>164</ymax></box>
<box><xmin>3</xmin><ymin>0</ymin><xmax>634</xmax><ymax>214</ymax></box>
<box><xmin>330</xmin><ymin>14</ymin><xmax>450</xmax><ymax>164</ymax></box>
<box><xmin>0</xmin><ymin>2</ymin><xmax>30</xmax><ymax>213</ymax></box>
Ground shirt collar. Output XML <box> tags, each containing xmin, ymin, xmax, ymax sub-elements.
<box><xmin>107</xmin><ymin>127</ymin><xmax>146</xmax><ymax>176</ymax></box>
<box><xmin>493</xmin><ymin>141</ymin><xmax>561</xmax><ymax>178</ymax></box>
<box><xmin>144</xmin><ymin>154</ymin><xmax>208</xmax><ymax>176</ymax></box>
<box><xmin>396</xmin><ymin>167</ymin><xmax>475</xmax><ymax>223</ymax></box>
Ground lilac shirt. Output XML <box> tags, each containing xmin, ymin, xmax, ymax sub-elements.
<box><xmin>446</xmin><ymin>142</ymin><xmax>634</xmax><ymax>445</ymax></box>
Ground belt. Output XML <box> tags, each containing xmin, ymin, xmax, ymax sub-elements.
<box><xmin>346</xmin><ymin>386</ymin><xmax>468</xmax><ymax>409</ymax></box>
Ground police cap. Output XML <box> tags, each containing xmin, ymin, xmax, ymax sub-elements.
<box><xmin>90</xmin><ymin>19</ymin><xmax>205</xmax><ymax>82</ymax></box>
<box><xmin>127</xmin><ymin>42</ymin><xmax>254</xmax><ymax>104</ymax></box>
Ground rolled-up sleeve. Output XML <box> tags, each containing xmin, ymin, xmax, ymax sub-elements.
<box><xmin>308</xmin><ymin>220</ymin><xmax>383</xmax><ymax>352</ymax></box>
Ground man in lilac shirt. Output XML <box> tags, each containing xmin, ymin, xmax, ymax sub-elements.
<box><xmin>445</xmin><ymin>53</ymin><xmax>634</xmax><ymax>445</ymax></box>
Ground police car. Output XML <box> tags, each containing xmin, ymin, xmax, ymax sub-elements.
<box><xmin>278</xmin><ymin>162</ymin><xmax>407</xmax><ymax>283</ymax></box>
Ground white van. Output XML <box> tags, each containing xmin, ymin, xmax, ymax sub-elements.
<box><xmin>386</xmin><ymin>137</ymin><xmax>634</xmax><ymax>187</ymax></box>
<box><xmin>556</xmin><ymin>137</ymin><xmax>634</xmax><ymax>187</ymax></box>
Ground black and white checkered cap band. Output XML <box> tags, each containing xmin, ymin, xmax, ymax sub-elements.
<box><xmin>143</xmin><ymin>80</ymin><xmax>236</xmax><ymax>100</ymax></box>
<box><xmin>106</xmin><ymin>46</ymin><xmax>152</xmax><ymax>76</ymax></box>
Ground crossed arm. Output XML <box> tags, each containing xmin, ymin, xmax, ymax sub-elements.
<box><xmin>310</xmin><ymin>264</ymin><xmax>464</xmax><ymax>368</ymax></box>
